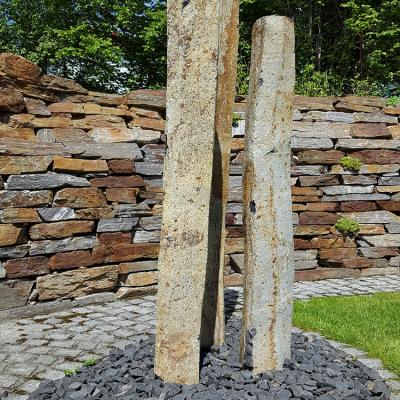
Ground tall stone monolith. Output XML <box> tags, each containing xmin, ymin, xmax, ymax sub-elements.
<box><xmin>154</xmin><ymin>0</ymin><xmax>239</xmax><ymax>384</ymax></box>
<box><xmin>240</xmin><ymin>16</ymin><xmax>296</xmax><ymax>374</ymax></box>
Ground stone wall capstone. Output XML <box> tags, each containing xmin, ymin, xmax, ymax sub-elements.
<box><xmin>0</xmin><ymin>54</ymin><xmax>399</xmax><ymax>311</ymax></box>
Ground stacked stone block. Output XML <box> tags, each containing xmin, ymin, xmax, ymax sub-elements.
<box><xmin>0</xmin><ymin>54</ymin><xmax>399</xmax><ymax>311</ymax></box>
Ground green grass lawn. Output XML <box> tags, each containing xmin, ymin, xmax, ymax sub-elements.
<box><xmin>293</xmin><ymin>292</ymin><xmax>400</xmax><ymax>375</ymax></box>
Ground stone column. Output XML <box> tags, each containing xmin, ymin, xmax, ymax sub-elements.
<box><xmin>154</xmin><ymin>0</ymin><xmax>238</xmax><ymax>384</ymax></box>
<box><xmin>240</xmin><ymin>16</ymin><xmax>295</xmax><ymax>374</ymax></box>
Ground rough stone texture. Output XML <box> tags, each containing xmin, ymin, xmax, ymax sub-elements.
<box><xmin>0</xmin><ymin>224</ymin><xmax>25</xmax><ymax>246</ymax></box>
<box><xmin>53</xmin><ymin>188</ymin><xmax>107</xmax><ymax>208</ymax></box>
<box><xmin>29</xmin><ymin>236</ymin><xmax>99</xmax><ymax>256</ymax></box>
<box><xmin>36</xmin><ymin>265</ymin><xmax>118</xmax><ymax>300</ymax></box>
<box><xmin>0</xmin><ymin>280</ymin><xmax>33</xmax><ymax>311</ymax></box>
<box><xmin>29</xmin><ymin>221</ymin><xmax>95</xmax><ymax>240</ymax></box>
<box><xmin>0</xmin><ymin>190</ymin><xmax>53</xmax><ymax>208</ymax></box>
<box><xmin>155</xmin><ymin>0</ymin><xmax>239</xmax><ymax>385</ymax></box>
<box><xmin>241</xmin><ymin>16</ymin><xmax>295</xmax><ymax>374</ymax></box>
<box><xmin>5</xmin><ymin>256</ymin><xmax>49</xmax><ymax>278</ymax></box>
<box><xmin>0</xmin><ymin>155</ymin><xmax>53</xmax><ymax>174</ymax></box>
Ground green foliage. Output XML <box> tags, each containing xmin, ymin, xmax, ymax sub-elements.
<box><xmin>340</xmin><ymin>156</ymin><xmax>362</xmax><ymax>172</ymax></box>
<box><xmin>387</xmin><ymin>96</ymin><xmax>400</xmax><ymax>106</ymax></box>
<box><xmin>64</xmin><ymin>367</ymin><xmax>80</xmax><ymax>377</ymax></box>
<box><xmin>0</xmin><ymin>0</ymin><xmax>398</xmax><ymax>95</ymax></box>
<box><xmin>293</xmin><ymin>292</ymin><xmax>400</xmax><ymax>375</ymax></box>
<box><xmin>82</xmin><ymin>358</ymin><xmax>97</xmax><ymax>367</ymax></box>
<box><xmin>232</xmin><ymin>113</ymin><xmax>244</xmax><ymax>127</ymax></box>
<box><xmin>335</xmin><ymin>217</ymin><xmax>360</xmax><ymax>236</ymax></box>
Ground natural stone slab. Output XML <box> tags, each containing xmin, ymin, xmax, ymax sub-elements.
<box><xmin>378</xmin><ymin>176</ymin><xmax>400</xmax><ymax>186</ymax></box>
<box><xmin>133</xmin><ymin>230</ymin><xmax>161</xmax><ymax>243</ymax></box>
<box><xmin>97</xmin><ymin>218</ymin><xmax>138</xmax><ymax>233</ymax></box>
<box><xmin>0</xmin><ymin>280</ymin><xmax>33</xmax><ymax>311</ymax></box>
<box><xmin>339</xmin><ymin>201</ymin><xmax>377</xmax><ymax>212</ymax></box>
<box><xmin>294</xmin><ymin>225</ymin><xmax>331</xmax><ymax>236</ymax></box>
<box><xmin>293</xmin><ymin>96</ymin><xmax>335</xmax><ymax>111</ymax></box>
<box><xmin>0</xmin><ymin>155</ymin><xmax>53</xmax><ymax>175</ymax></box>
<box><xmin>25</xmin><ymin>98</ymin><xmax>51</xmax><ymax>116</ymax></box>
<box><xmin>49</xmin><ymin>250</ymin><xmax>95</xmax><ymax>271</ymax></box>
<box><xmin>321</xmin><ymin>185</ymin><xmax>374</xmax><ymax>195</ymax></box>
<box><xmin>352</xmin><ymin>112</ymin><xmax>398</xmax><ymax>124</ymax></box>
<box><xmin>298</xmin><ymin>212</ymin><xmax>338</xmax><ymax>225</ymax></box>
<box><xmin>105</xmin><ymin>188</ymin><xmax>138</xmax><ymax>204</ymax></box>
<box><xmin>37</xmin><ymin>265</ymin><xmax>118</xmax><ymax>300</ymax></box>
<box><xmin>118</xmin><ymin>260</ymin><xmax>158</xmax><ymax>274</ymax></box>
<box><xmin>351</xmin><ymin>123</ymin><xmax>390</xmax><ymax>138</ymax></box>
<box><xmin>70</xmin><ymin>115</ymin><xmax>125</xmax><ymax>129</ymax></box>
<box><xmin>321</xmin><ymin>193</ymin><xmax>390</xmax><ymax>202</ymax></box>
<box><xmin>29</xmin><ymin>236</ymin><xmax>99</xmax><ymax>255</ymax></box>
<box><xmin>359</xmin><ymin>247</ymin><xmax>399</xmax><ymax>258</ymax></box>
<box><xmin>0</xmin><ymin>87</ymin><xmax>25</xmax><ymax>112</ymax></box>
<box><xmin>120</xmin><ymin>271</ymin><xmax>158</xmax><ymax>287</ymax></box>
<box><xmin>377</xmin><ymin>185</ymin><xmax>400</xmax><ymax>193</ymax></box>
<box><xmin>114</xmin><ymin>204</ymin><xmax>152</xmax><ymax>218</ymax></box>
<box><xmin>37</xmin><ymin>207</ymin><xmax>76</xmax><ymax>221</ymax></box>
<box><xmin>292</xmin><ymin>122</ymin><xmax>351</xmax><ymax>139</ymax></box>
<box><xmin>87</xmin><ymin>127</ymin><xmax>160</xmax><ymax>144</ymax></box>
<box><xmin>90</xmin><ymin>175</ymin><xmax>144</xmax><ymax>188</ymax></box>
<box><xmin>377</xmin><ymin>201</ymin><xmax>400</xmax><ymax>212</ymax></box>
<box><xmin>228</xmin><ymin>175</ymin><xmax>243</xmax><ymax>202</ymax></box>
<box><xmin>107</xmin><ymin>159</ymin><xmax>135</xmax><ymax>174</ymax></box>
<box><xmin>291</xmin><ymin>137</ymin><xmax>333</xmax><ymax>150</ymax></box>
<box><xmin>350</xmin><ymin>150</ymin><xmax>400</xmax><ymax>164</ymax></box>
<box><xmin>342</xmin><ymin>175</ymin><xmax>377</xmax><ymax>185</ymax></box>
<box><xmin>29</xmin><ymin>221</ymin><xmax>95</xmax><ymax>240</ymax></box>
<box><xmin>155</xmin><ymin>0</ymin><xmax>239</xmax><ymax>384</ymax></box>
<box><xmin>0</xmin><ymin>126</ymin><xmax>36</xmax><ymax>141</ymax></box>
<box><xmin>388</xmin><ymin>125</ymin><xmax>400</xmax><ymax>139</ymax></box>
<box><xmin>40</xmin><ymin>74</ymin><xmax>88</xmax><ymax>93</ymax></box>
<box><xmin>241</xmin><ymin>16</ymin><xmax>295</xmax><ymax>374</ymax></box>
<box><xmin>358</xmin><ymin>224</ymin><xmax>385</xmax><ymax>235</ymax></box>
<box><xmin>0</xmin><ymin>53</ymin><xmax>41</xmax><ymax>82</ymax></box>
<box><xmin>134</xmin><ymin>162</ymin><xmax>164</xmax><ymax>176</ymax></box>
<box><xmin>0</xmin><ymin>244</ymin><xmax>29</xmax><ymax>259</ymax></box>
<box><xmin>64</xmin><ymin>142</ymin><xmax>143</xmax><ymax>160</ymax></box>
<box><xmin>294</xmin><ymin>260</ymin><xmax>318</xmax><ymax>270</ymax></box>
<box><xmin>53</xmin><ymin>157</ymin><xmax>108</xmax><ymax>173</ymax></box>
<box><xmin>336</xmin><ymin>139</ymin><xmax>400</xmax><ymax>150</ymax></box>
<box><xmin>294</xmin><ymin>249</ymin><xmax>318</xmax><ymax>260</ymax></box>
<box><xmin>335</xmin><ymin>100</ymin><xmax>380</xmax><ymax>113</ymax></box>
<box><xmin>10</xmin><ymin>114</ymin><xmax>71</xmax><ymax>129</ymax></box>
<box><xmin>142</xmin><ymin>144</ymin><xmax>166</xmax><ymax>163</ymax></box>
<box><xmin>0</xmin><ymin>190</ymin><xmax>52</xmax><ymax>208</ymax></box>
<box><xmin>116</xmin><ymin>285</ymin><xmax>157</xmax><ymax>299</ymax></box>
<box><xmin>6</xmin><ymin>172</ymin><xmax>90</xmax><ymax>190</ymax></box>
<box><xmin>290</xmin><ymin>165</ymin><xmax>328</xmax><ymax>176</ymax></box>
<box><xmin>125</xmin><ymin>89</ymin><xmax>166</xmax><ymax>109</ymax></box>
<box><xmin>363</xmin><ymin>234</ymin><xmax>400</xmax><ymax>247</ymax></box>
<box><xmin>339</xmin><ymin>211</ymin><xmax>400</xmax><ymax>224</ymax></box>
<box><xmin>0</xmin><ymin>224</ymin><xmax>25</xmax><ymax>246</ymax></box>
<box><xmin>331</xmin><ymin>164</ymin><xmax>400</xmax><ymax>175</ymax></box>
<box><xmin>5</xmin><ymin>256</ymin><xmax>49</xmax><ymax>278</ymax></box>
<box><xmin>296</xmin><ymin>150</ymin><xmax>344</xmax><ymax>164</ymax></box>
<box><xmin>92</xmin><ymin>243</ymin><xmax>159</xmax><ymax>263</ymax></box>
<box><xmin>53</xmin><ymin>188</ymin><xmax>107</xmax><ymax>208</ymax></box>
<box><xmin>0</xmin><ymin>138</ymin><xmax>70</xmax><ymax>156</ymax></box>
<box><xmin>386</xmin><ymin>223</ymin><xmax>400</xmax><ymax>233</ymax></box>
<box><xmin>139</xmin><ymin>216</ymin><xmax>162</xmax><ymax>231</ymax></box>
<box><xmin>303</xmin><ymin>111</ymin><xmax>353</xmax><ymax>123</ymax></box>
<box><xmin>0</xmin><ymin>208</ymin><xmax>40</xmax><ymax>223</ymax></box>
<box><xmin>299</xmin><ymin>175</ymin><xmax>339</xmax><ymax>186</ymax></box>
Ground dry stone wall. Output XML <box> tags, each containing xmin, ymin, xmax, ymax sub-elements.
<box><xmin>0</xmin><ymin>54</ymin><xmax>399</xmax><ymax>311</ymax></box>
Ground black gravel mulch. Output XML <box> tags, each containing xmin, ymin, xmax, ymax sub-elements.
<box><xmin>28</xmin><ymin>317</ymin><xmax>390</xmax><ymax>400</ymax></box>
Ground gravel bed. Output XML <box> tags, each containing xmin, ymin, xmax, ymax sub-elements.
<box><xmin>29</xmin><ymin>318</ymin><xmax>390</xmax><ymax>400</ymax></box>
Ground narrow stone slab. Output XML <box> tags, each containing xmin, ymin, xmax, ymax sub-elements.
<box><xmin>0</xmin><ymin>190</ymin><xmax>53</xmax><ymax>208</ymax></box>
<box><xmin>0</xmin><ymin>280</ymin><xmax>33</xmax><ymax>311</ymax></box>
<box><xmin>336</xmin><ymin>139</ymin><xmax>400</xmax><ymax>150</ymax></box>
<box><xmin>64</xmin><ymin>142</ymin><xmax>143</xmax><ymax>160</ymax></box>
<box><xmin>339</xmin><ymin>211</ymin><xmax>400</xmax><ymax>224</ymax></box>
<box><xmin>291</xmin><ymin>137</ymin><xmax>333</xmax><ymax>150</ymax></box>
<box><xmin>321</xmin><ymin>185</ymin><xmax>374</xmax><ymax>195</ymax></box>
<box><xmin>0</xmin><ymin>155</ymin><xmax>53</xmax><ymax>175</ymax></box>
<box><xmin>37</xmin><ymin>207</ymin><xmax>76</xmax><ymax>221</ymax></box>
<box><xmin>240</xmin><ymin>16</ymin><xmax>295</xmax><ymax>374</ymax></box>
<box><xmin>155</xmin><ymin>0</ymin><xmax>239</xmax><ymax>384</ymax></box>
<box><xmin>29</xmin><ymin>236</ymin><xmax>99</xmax><ymax>256</ymax></box>
<box><xmin>97</xmin><ymin>218</ymin><xmax>138</xmax><ymax>233</ymax></box>
<box><xmin>363</xmin><ymin>234</ymin><xmax>400</xmax><ymax>247</ymax></box>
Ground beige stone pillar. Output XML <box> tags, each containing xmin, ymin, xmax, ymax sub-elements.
<box><xmin>154</xmin><ymin>0</ymin><xmax>239</xmax><ymax>384</ymax></box>
<box><xmin>240</xmin><ymin>16</ymin><xmax>295</xmax><ymax>374</ymax></box>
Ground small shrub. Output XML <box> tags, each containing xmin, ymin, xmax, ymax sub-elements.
<box><xmin>64</xmin><ymin>367</ymin><xmax>80</xmax><ymax>376</ymax></box>
<box><xmin>386</xmin><ymin>96</ymin><xmax>400</xmax><ymax>107</ymax></box>
<box><xmin>340</xmin><ymin>156</ymin><xmax>362</xmax><ymax>172</ymax></box>
<box><xmin>335</xmin><ymin>217</ymin><xmax>360</xmax><ymax>236</ymax></box>
<box><xmin>83</xmin><ymin>358</ymin><xmax>97</xmax><ymax>367</ymax></box>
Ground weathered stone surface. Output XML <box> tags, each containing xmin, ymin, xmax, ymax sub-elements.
<box><xmin>0</xmin><ymin>126</ymin><xmax>36</xmax><ymax>141</ymax></box>
<box><xmin>0</xmin><ymin>190</ymin><xmax>52</xmax><ymax>208</ymax></box>
<box><xmin>386</xmin><ymin>223</ymin><xmax>400</xmax><ymax>233</ymax></box>
<box><xmin>352</xmin><ymin>112</ymin><xmax>398</xmax><ymax>124</ymax></box>
<box><xmin>377</xmin><ymin>201</ymin><xmax>400</xmax><ymax>211</ymax></box>
<box><xmin>87</xmin><ymin>127</ymin><xmax>160</xmax><ymax>144</ymax></box>
<box><xmin>343</xmin><ymin>257</ymin><xmax>387</xmax><ymax>269</ymax></box>
<box><xmin>321</xmin><ymin>185</ymin><xmax>374</xmax><ymax>195</ymax></box>
<box><xmin>0</xmin><ymin>244</ymin><xmax>29</xmax><ymax>259</ymax></box>
<box><xmin>240</xmin><ymin>16</ymin><xmax>295</xmax><ymax>374</ymax></box>
<box><xmin>0</xmin><ymin>208</ymin><xmax>40</xmax><ymax>223</ymax></box>
<box><xmin>0</xmin><ymin>155</ymin><xmax>52</xmax><ymax>174</ymax></box>
<box><xmin>124</xmin><ymin>89</ymin><xmax>166</xmax><ymax>109</ymax></box>
<box><xmin>290</xmin><ymin>165</ymin><xmax>328</xmax><ymax>176</ymax></box>
<box><xmin>98</xmin><ymin>232</ymin><xmax>132</xmax><ymax>245</ymax></box>
<box><xmin>339</xmin><ymin>201</ymin><xmax>377</xmax><ymax>212</ymax></box>
<box><xmin>107</xmin><ymin>159</ymin><xmax>135</xmax><ymax>174</ymax></box>
<box><xmin>92</xmin><ymin>242</ymin><xmax>159</xmax><ymax>263</ymax></box>
<box><xmin>305</xmin><ymin>202</ymin><xmax>337</xmax><ymax>212</ymax></box>
<box><xmin>296</xmin><ymin>150</ymin><xmax>345</xmax><ymax>165</ymax></box>
<box><xmin>25</xmin><ymin>98</ymin><xmax>50</xmax><ymax>116</ymax></box>
<box><xmin>70</xmin><ymin>115</ymin><xmax>125</xmax><ymax>129</ymax></box>
<box><xmin>0</xmin><ymin>87</ymin><xmax>25</xmax><ymax>112</ymax></box>
<box><xmin>36</xmin><ymin>265</ymin><xmax>118</xmax><ymax>300</ymax></box>
<box><xmin>303</xmin><ymin>111</ymin><xmax>353</xmax><ymax>123</ymax></box>
<box><xmin>105</xmin><ymin>188</ymin><xmax>138</xmax><ymax>204</ymax></box>
<box><xmin>383</xmin><ymin>106</ymin><xmax>400</xmax><ymax>115</ymax></box>
<box><xmin>130</xmin><ymin>117</ymin><xmax>165</xmax><ymax>131</ymax></box>
<box><xmin>0</xmin><ymin>138</ymin><xmax>69</xmax><ymax>156</ymax></box>
<box><xmin>336</xmin><ymin>139</ymin><xmax>400</xmax><ymax>150</ymax></box>
<box><xmin>0</xmin><ymin>280</ymin><xmax>33</xmax><ymax>311</ymax></box>
<box><xmin>358</xmin><ymin>224</ymin><xmax>385</xmax><ymax>235</ymax></box>
<box><xmin>378</xmin><ymin>176</ymin><xmax>400</xmax><ymax>186</ymax></box>
<box><xmin>321</xmin><ymin>193</ymin><xmax>389</xmax><ymax>202</ymax></box>
<box><xmin>120</xmin><ymin>271</ymin><xmax>158</xmax><ymax>287</ymax></box>
<box><xmin>0</xmin><ymin>53</ymin><xmax>41</xmax><ymax>82</ymax></box>
<box><xmin>351</xmin><ymin>123</ymin><xmax>390</xmax><ymax>138</ymax></box>
<box><xmin>298</xmin><ymin>212</ymin><xmax>338</xmax><ymax>225</ymax></box>
<box><xmin>390</xmin><ymin>256</ymin><xmax>400</xmax><ymax>266</ymax></box>
<box><xmin>388</xmin><ymin>125</ymin><xmax>400</xmax><ymax>139</ymax></box>
<box><xmin>97</xmin><ymin>218</ymin><xmax>138</xmax><ymax>233</ymax></box>
<box><xmin>118</xmin><ymin>260</ymin><xmax>158</xmax><ymax>274</ymax></box>
<box><xmin>292</xmin><ymin>122</ymin><xmax>351</xmax><ymax>139</ymax></box>
<box><xmin>10</xmin><ymin>114</ymin><xmax>71</xmax><ymax>129</ymax></box>
<box><xmin>6</xmin><ymin>172</ymin><xmax>90</xmax><ymax>190</ymax></box>
<box><xmin>377</xmin><ymin>185</ymin><xmax>400</xmax><ymax>193</ymax></box>
<box><xmin>49</xmin><ymin>250</ymin><xmax>95</xmax><ymax>271</ymax></box>
<box><xmin>90</xmin><ymin>175</ymin><xmax>144</xmax><ymax>188</ymax></box>
<box><xmin>295</xmin><ymin>259</ymin><xmax>318</xmax><ymax>270</ymax></box>
<box><xmin>335</xmin><ymin>100</ymin><xmax>380</xmax><ymax>113</ymax></box>
<box><xmin>293</xmin><ymin>96</ymin><xmax>335</xmax><ymax>111</ymax></box>
<box><xmin>5</xmin><ymin>256</ymin><xmax>49</xmax><ymax>278</ymax></box>
<box><xmin>133</xmin><ymin>230</ymin><xmax>161</xmax><ymax>243</ymax></box>
<box><xmin>319</xmin><ymin>247</ymin><xmax>358</xmax><ymax>259</ymax></box>
<box><xmin>37</xmin><ymin>207</ymin><xmax>76</xmax><ymax>221</ymax></box>
<box><xmin>349</xmin><ymin>150</ymin><xmax>400</xmax><ymax>164</ymax></box>
<box><xmin>0</xmin><ymin>224</ymin><xmax>24</xmax><ymax>247</ymax></box>
<box><xmin>52</xmin><ymin>128</ymin><xmax>93</xmax><ymax>143</ymax></box>
<box><xmin>364</xmin><ymin>234</ymin><xmax>400</xmax><ymax>247</ymax></box>
<box><xmin>134</xmin><ymin>162</ymin><xmax>164</xmax><ymax>176</ymax></box>
<box><xmin>359</xmin><ymin>247</ymin><xmax>398</xmax><ymax>258</ymax></box>
<box><xmin>53</xmin><ymin>156</ymin><xmax>108</xmax><ymax>173</ymax></box>
<box><xmin>29</xmin><ymin>236</ymin><xmax>99</xmax><ymax>255</ymax></box>
<box><xmin>116</xmin><ymin>285</ymin><xmax>157</xmax><ymax>299</ymax></box>
<box><xmin>29</xmin><ymin>220</ymin><xmax>94</xmax><ymax>240</ymax></box>
<box><xmin>294</xmin><ymin>225</ymin><xmax>331</xmax><ymax>236</ymax></box>
<box><xmin>155</xmin><ymin>0</ymin><xmax>239</xmax><ymax>384</ymax></box>
<box><xmin>339</xmin><ymin>211</ymin><xmax>400</xmax><ymax>224</ymax></box>
<box><xmin>142</xmin><ymin>144</ymin><xmax>166</xmax><ymax>163</ymax></box>
<box><xmin>342</xmin><ymin>175</ymin><xmax>377</xmax><ymax>185</ymax></box>
<box><xmin>53</xmin><ymin>188</ymin><xmax>107</xmax><ymax>208</ymax></box>
<box><xmin>299</xmin><ymin>175</ymin><xmax>339</xmax><ymax>186</ymax></box>
<box><xmin>75</xmin><ymin>207</ymin><xmax>115</xmax><ymax>219</ymax></box>
<box><xmin>65</xmin><ymin>142</ymin><xmax>143</xmax><ymax>160</ymax></box>
<box><xmin>291</xmin><ymin>137</ymin><xmax>333</xmax><ymax>151</ymax></box>
<box><xmin>40</xmin><ymin>74</ymin><xmax>88</xmax><ymax>93</ymax></box>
